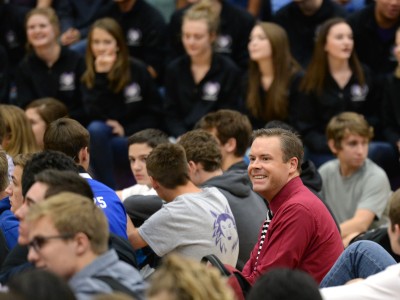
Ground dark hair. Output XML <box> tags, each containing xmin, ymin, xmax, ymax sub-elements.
<box><xmin>8</xmin><ymin>269</ymin><xmax>76</xmax><ymax>300</ymax></box>
<box><xmin>252</xmin><ymin>128</ymin><xmax>303</xmax><ymax>172</ymax></box>
<box><xmin>127</xmin><ymin>128</ymin><xmax>169</xmax><ymax>148</ymax></box>
<box><xmin>44</xmin><ymin>118</ymin><xmax>89</xmax><ymax>163</ymax></box>
<box><xmin>196</xmin><ymin>109</ymin><xmax>252</xmax><ymax>157</ymax></box>
<box><xmin>21</xmin><ymin>150</ymin><xmax>79</xmax><ymax>197</ymax></box>
<box><xmin>146</xmin><ymin>143</ymin><xmax>190</xmax><ymax>189</ymax></box>
<box><xmin>178</xmin><ymin>130</ymin><xmax>221</xmax><ymax>172</ymax></box>
<box><xmin>34</xmin><ymin>169</ymin><xmax>94</xmax><ymax>199</ymax></box>
<box><xmin>247</xmin><ymin>268</ymin><xmax>322</xmax><ymax>300</ymax></box>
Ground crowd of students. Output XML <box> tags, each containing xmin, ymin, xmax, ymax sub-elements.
<box><xmin>1</xmin><ymin>0</ymin><xmax>400</xmax><ymax>299</ymax></box>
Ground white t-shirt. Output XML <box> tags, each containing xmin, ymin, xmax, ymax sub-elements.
<box><xmin>121</xmin><ymin>184</ymin><xmax>156</xmax><ymax>201</ymax></box>
<box><xmin>139</xmin><ymin>187</ymin><xmax>239</xmax><ymax>266</ymax></box>
<box><xmin>320</xmin><ymin>263</ymin><xmax>400</xmax><ymax>300</ymax></box>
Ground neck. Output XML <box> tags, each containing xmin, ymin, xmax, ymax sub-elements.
<box><xmin>340</xmin><ymin>163</ymin><xmax>359</xmax><ymax>177</ymax></box>
<box><xmin>191</xmin><ymin>49</ymin><xmax>212</xmax><ymax>66</ymax></box>
<box><xmin>222</xmin><ymin>156</ymin><xmax>243</xmax><ymax>172</ymax></box>
<box><xmin>117</xmin><ymin>0</ymin><xmax>136</xmax><ymax>12</ymax></box>
<box><xmin>258</xmin><ymin>59</ymin><xmax>274</xmax><ymax>76</ymax></box>
<box><xmin>35</xmin><ymin>43</ymin><xmax>61</xmax><ymax>67</ymax></box>
<box><xmin>165</xmin><ymin>181</ymin><xmax>202</xmax><ymax>202</ymax></box>
<box><xmin>328</xmin><ymin>56</ymin><xmax>350</xmax><ymax>72</ymax></box>
<box><xmin>70</xmin><ymin>251</ymin><xmax>99</xmax><ymax>280</ymax></box>
<box><xmin>200</xmin><ymin>169</ymin><xmax>223</xmax><ymax>184</ymax></box>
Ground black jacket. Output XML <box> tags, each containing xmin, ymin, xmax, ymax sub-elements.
<box><xmin>82</xmin><ymin>58</ymin><xmax>163</xmax><ymax>135</ymax></box>
<box><xmin>167</xmin><ymin>0</ymin><xmax>255</xmax><ymax>71</ymax></box>
<box><xmin>15</xmin><ymin>47</ymin><xmax>88</xmax><ymax>125</ymax></box>
<box><xmin>164</xmin><ymin>53</ymin><xmax>242</xmax><ymax>137</ymax></box>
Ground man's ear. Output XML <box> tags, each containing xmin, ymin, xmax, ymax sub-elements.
<box><xmin>288</xmin><ymin>157</ymin><xmax>299</xmax><ymax>174</ymax></box>
<box><xmin>222</xmin><ymin>138</ymin><xmax>237</xmax><ymax>154</ymax></box>
<box><xmin>188</xmin><ymin>161</ymin><xmax>198</xmax><ymax>172</ymax></box>
<box><xmin>328</xmin><ymin>139</ymin><xmax>338</xmax><ymax>155</ymax></box>
<box><xmin>149</xmin><ymin>176</ymin><xmax>159</xmax><ymax>189</ymax></box>
<box><xmin>78</xmin><ymin>147</ymin><xmax>89</xmax><ymax>163</ymax></box>
<box><xmin>74</xmin><ymin>232</ymin><xmax>91</xmax><ymax>256</ymax></box>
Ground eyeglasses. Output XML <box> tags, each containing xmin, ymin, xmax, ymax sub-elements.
<box><xmin>28</xmin><ymin>234</ymin><xmax>74</xmax><ymax>252</ymax></box>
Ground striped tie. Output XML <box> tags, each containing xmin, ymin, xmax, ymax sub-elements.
<box><xmin>253</xmin><ymin>209</ymin><xmax>273</xmax><ymax>271</ymax></box>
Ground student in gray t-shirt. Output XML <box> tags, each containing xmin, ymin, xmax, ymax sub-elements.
<box><xmin>128</xmin><ymin>143</ymin><xmax>239</xmax><ymax>267</ymax></box>
<box><xmin>319</xmin><ymin>112</ymin><xmax>391</xmax><ymax>247</ymax></box>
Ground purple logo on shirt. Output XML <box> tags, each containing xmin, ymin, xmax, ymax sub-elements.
<box><xmin>124</xmin><ymin>82</ymin><xmax>142</xmax><ymax>103</ymax></box>
<box><xmin>202</xmin><ymin>82</ymin><xmax>220</xmax><ymax>101</ymax></box>
<box><xmin>59</xmin><ymin>73</ymin><xmax>75</xmax><ymax>91</ymax></box>
<box><xmin>211</xmin><ymin>206</ymin><xmax>238</xmax><ymax>254</ymax></box>
<box><xmin>215</xmin><ymin>35</ymin><xmax>232</xmax><ymax>54</ymax></box>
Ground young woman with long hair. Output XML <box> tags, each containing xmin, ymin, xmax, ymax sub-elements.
<box><xmin>81</xmin><ymin>17</ymin><xmax>163</xmax><ymax>189</ymax></box>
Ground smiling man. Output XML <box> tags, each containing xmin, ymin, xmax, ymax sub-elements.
<box><xmin>319</xmin><ymin>112</ymin><xmax>392</xmax><ymax>247</ymax></box>
<box><xmin>241</xmin><ymin>128</ymin><xmax>343</xmax><ymax>285</ymax></box>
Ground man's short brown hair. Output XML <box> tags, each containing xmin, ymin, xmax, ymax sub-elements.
<box><xmin>178</xmin><ymin>130</ymin><xmax>222</xmax><ymax>172</ymax></box>
<box><xmin>252</xmin><ymin>128</ymin><xmax>303</xmax><ymax>172</ymax></box>
<box><xmin>326</xmin><ymin>112</ymin><xmax>373</xmax><ymax>150</ymax></box>
<box><xmin>146</xmin><ymin>143</ymin><xmax>190</xmax><ymax>189</ymax></box>
<box><xmin>44</xmin><ymin>118</ymin><xmax>90</xmax><ymax>163</ymax></box>
<box><xmin>196</xmin><ymin>109</ymin><xmax>252</xmax><ymax>157</ymax></box>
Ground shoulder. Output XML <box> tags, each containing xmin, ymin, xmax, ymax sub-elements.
<box><xmin>318</xmin><ymin>159</ymin><xmax>339</xmax><ymax>175</ymax></box>
<box><xmin>347</xmin><ymin>4</ymin><xmax>373</xmax><ymax>25</ymax></box>
<box><xmin>364</xmin><ymin>159</ymin><xmax>390</xmax><ymax>180</ymax></box>
<box><xmin>213</xmin><ymin>54</ymin><xmax>240</xmax><ymax>72</ymax></box>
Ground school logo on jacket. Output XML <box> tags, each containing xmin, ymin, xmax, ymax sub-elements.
<box><xmin>127</xmin><ymin>29</ymin><xmax>142</xmax><ymax>46</ymax></box>
<box><xmin>211</xmin><ymin>206</ymin><xmax>239</xmax><ymax>254</ymax></box>
<box><xmin>214</xmin><ymin>35</ymin><xmax>232</xmax><ymax>54</ymax></box>
<box><xmin>59</xmin><ymin>73</ymin><xmax>75</xmax><ymax>91</ymax></box>
<box><xmin>6</xmin><ymin>30</ymin><xmax>20</xmax><ymax>48</ymax></box>
<box><xmin>202</xmin><ymin>82</ymin><xmax>220</xmax><ymax>101</ymax></box>
<box><xmin>350</xmin><ymin>84</ymin><xmax>368</xmax><ymax>102</ymax></box>
<box><xmin>124</xmin><ymin>83</ymin><xmax>142</xmax><ymax>103</ymax></box>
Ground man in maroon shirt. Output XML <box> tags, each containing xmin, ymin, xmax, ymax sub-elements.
<box><xmin>243</xmin><ymin>128</ymin><xmax>343</xmax><ymax>284</ymax></box>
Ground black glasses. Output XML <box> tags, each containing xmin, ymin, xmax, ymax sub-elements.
<box><xmin>28</xmin><ymin>234</ymin><xmax>74</xmax><ymax>252</ymax></box>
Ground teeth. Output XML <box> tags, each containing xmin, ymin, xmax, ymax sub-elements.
<box><xmin>253</xmin><ymin>176</ymin><xmax>265</xmax><ymax>179</ymax></box>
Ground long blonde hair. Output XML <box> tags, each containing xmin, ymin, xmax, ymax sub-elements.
<box><xmin>0</xmin><ymin>105</ymin><xmax>39</xmax><ymax>157</ymax></box>
<box><xmin>247</xmin><ymin>22</ymin><xmax>300</xmax><ymax>122</ymax></box>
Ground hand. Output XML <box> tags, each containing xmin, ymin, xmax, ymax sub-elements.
<box><xmin>60</xmin><ymin>28</ymin><xmax>81</xmax><ymax>46</ymax></box>
<box><xmin>106</xmin><ymin>119</ymin><xmax>125</xmax><ymax>137</ymax></box>
<box><xmin>95</xmin><ymin>52</ymin><xmax>117</xmax><ymax>73</ymax></box>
